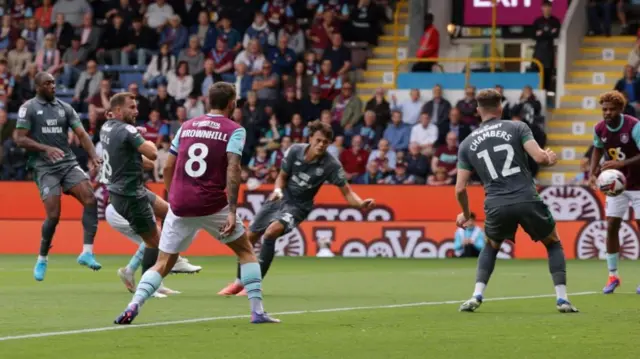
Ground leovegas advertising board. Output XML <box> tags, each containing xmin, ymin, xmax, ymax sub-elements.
<box><xmin>0</xmin><ymin>183</ymin><xmax>638</xmax><ymax>260</ymax></box>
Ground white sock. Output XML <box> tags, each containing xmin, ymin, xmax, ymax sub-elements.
<box><xmin>83</xmin><ymin>244</ymin><xmax>93</xmax><ymax>254</ymax></box>
<box><xmin>609</xmin><ymin>270</ymin><xmax>619</xmax><ymax>276</ymax></box>
<box><xmin>473</xmin><ymin>282</ymin><xmax>486</xmax><ymax>297</ymax></box>
<box><xmin>38</xmin><ymin>255</ymin><xmax>48</xmax><ymax>262</ymax></box>
<box><xmin>555</xmin><ymin>285</ymin><xmax>568</xmax><ymax>300</ymax></box>
<box><xmin>250</xmin><ymin>298</ymin><xmax>264</xmax><ymax>314</ymax></box>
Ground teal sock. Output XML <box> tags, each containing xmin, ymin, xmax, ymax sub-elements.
<box><xmin>126</xmin><ymin>243</ymin><xmax>145</xmax><ymax>273</ymax></box>
<box><xmin>130</xmin><ymin>270</ymin><xmax>163</xmax><ymax>307</ymax></box>
<box><xmin>606</xmin><ymin>253</ymin><xmax>618</xmax><ymax>275</ymax></box>
<box><xmin>240</xmin><ymin>262</ymin><xmax>264</xmax><ymax>314</ymax></box>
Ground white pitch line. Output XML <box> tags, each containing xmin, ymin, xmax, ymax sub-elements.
<box><xmin>0</xmin><ymin>291</ymin><xmax>598</xmax><ymax>342</ymax></box>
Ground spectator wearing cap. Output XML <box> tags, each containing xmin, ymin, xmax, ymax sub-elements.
<box><xmin>60</xmin><ymin>36</ymin><xmax>87</xmax><ymax>87</ymax></box>
<box><xmin>192</xmin><ymin>58</ymin><xmax>221</xmax><ymax>100</ymax></box>
<box><xmin>160</xmin><ymin>15</ymin><xmax>188</xmax><ymax>57</ymax></box>
<box><xmin>301</xmin><ymin>86</ymin><xmax>331</xmax><ymax>122</ymax></box>
<box><xmin>217</xmin><ymin>14</ymin><xmax>242</xmax><ymax>53</ymax></box>
<box><xmin>383</xmin><ymin>110</ymin><xmax>411</xmax><ymax>152</ymax></box>
<box><xmin>124</xmin><ymin>16</ymin><xmax>158</xmax><ymax>67</ymax></box>
<box><xmin>7</xmin><ymin>37</ymin><xmax>32</xmax><ymax>78</ymax></box>
<box><xmin>97</xmin><ymin>12</ymin><xmax>128</xmax><ymax>65</ymax></box>
<box><xmin>21</xmin><ymin>17</ymin><xmax>45</xmax><ymax>53</ymax></box>
<box><xmin>35</xmin><ymin>34</ymin><xmax>62</xmax><ymax>74</ymax></box>
<box><xmin>278</xmin><ymin>18</ymin><xmax>305</xmax><ymax>56</ymax></box>
<box><xmin>145</xmin><ymin>0</ymin><xmax>174</xmax><ymax>29</ymax></box>
<box><xmin>190</xmin><ymin>11</ymin><xmax>217</xmax><ymax>54</ymax></box>
<box><xmin>179</xmin><ymin>35</ymin><xmax>205</xmax><ymax>75</ymax></box>
<box><xmin>421</xmin><ymin>84</ymin><xmax>452</xmax><ymax>126</ymax></box>
<box><xmin>410</xmin><ymin>112</ymin><xmax>438</xmax><ymax>154</ymax></box>
<box><xmin>285</xmin><ymin>61</ymin><xmax>312</xmax><ymax>101</ymax></box>
<box><xmin>309</xmin><ymin>9</ymin><xmax>339</xmax><ymax>57</ymax></box>
<box><xmin>365</xmin><ymin>88</ymin><xmax>391</xmax><ymax>128</ymax></box>
<box><xmin>51</xmin><ymin>0</ymin><xmax>91</xmax><ymax>28</ymax></box>
<box><xmin>78</xmin><ymin>13</ymin><xmax>101</xmax><ymax>59</ymax></box>
<box><xmin>243</xmin><ymin>12</ymin><xmax>276</xmax><ymax>49</ymax></box>
<box><xmin>48</xmin><ymin>13</ymin><xmax>74</xmax><ymax>54</ymax></box>
<box><xmin>35</xmin><ymin>0</ymin><xmax>53</xmax><ymax>29</ymax></box>
<box><xmin>322</xmin><ymin>33</ymin><xmax>351</xmax><ymax>78</ymax></box>
<box><xmin>175</xmin><ymin>0</ymin><xmax>202</xmax><ymax>29</ymax></box>
<box><xmin>275</xmin><ymin>86</ymin><xmax>301</xmax><ymax>124</ymax></box>
<box><xmin>268</xmin><ymin>34</ymin><xmax>297</xmax><ymax>77</ymax></box>
<box><xmin>384</xmin><ymin>163</ymin><xmax>415</xmax><ymax>184</ymax></box>
<box><xmin>143</xmin><ymin>43</ymin><xmax>175</xmax><ymax>88</ymax></box>
<box><xmin>234</xmin><ymin>39</ymin><xmax>267</xmax><ymax>76</ymax></box>
<box><xmin>332</xmin><ymin>82</ymin><xmax>361</xmax><ymax>132</ymax></box>
<box><xmin>313</xmin><ymin>59</ymin><xmax>342</xmax><ymax>101</ymax></box>
<box><xmin>406</xmin><ymin>142</ymin><xmax>429</xmax><ymax>184</ymax></box>
<box><xmin>230</xmin><ymin>62</ymin><xmax>253</xmax><ymax>102</ymax></box>
<box><xmin>252</xmin><ymin>61</ymin><xmax>280</xmax><ymax>105</ymax></box>
<box><xmin>262</xmin><ymin>0</ymin><xmax>294</xmax><ymax>30</ymax></box>
<box><xmin>340</xmin><ymin>134</ymin><xmax>369</xmax><ymax>182</ymax></box>
<box><xmin>431</xmin><ymin>131</ymin><xmax>458</xmax><ymax>182</ymax></box>
<box><xmin>167</xmin><ymin>61</ymin><xmax>194</xmax><ymax>105</ymax></box>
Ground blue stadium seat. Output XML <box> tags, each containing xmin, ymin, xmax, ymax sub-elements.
<box><xmin>120</xmin><ymin>72</ymin><xmax>144</xmax><ymax>89</ymax></box>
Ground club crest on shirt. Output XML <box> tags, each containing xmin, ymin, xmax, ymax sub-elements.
<box><xmin>315</xmin><ymin>168</ymin><xmax>324</xmax><ymax>176</ymax></box>
<box><xmin>18</xmin><ymin>106</ymin><xmax>26</xmax><ymax>118</ymax></box>
<box><xmin>125</xmin><ymin>124</ymin><xmax>138</xmax><ymax>134</ymax></box>
<box><xmin>58</xmin><ymin>109</ymin><xmax>65</xmax><ymax>117</ymax></box>
<box><xmin>621</xmin><ymin>133</ymin><xmax>629</xmax><ymax>144</ymax></box>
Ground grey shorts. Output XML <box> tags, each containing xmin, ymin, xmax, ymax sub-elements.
<box><xmin>484</xmin><ymin>201</ymin><xmax>556</xmax><ymax>242</ymax></box>
<box><xmin>109</xmin><ymin>192</ymin><xmax>156</xmax><ymax>235</ymax></box>
<box><xmin>34</xmin><ymin>163</ymin><xmax>89</xmax><ymax>200</ymax></box>
<box><xmin>249</xmin><ymin>199</ymin><xmax>309</xmax><ymax>235</ymax></box>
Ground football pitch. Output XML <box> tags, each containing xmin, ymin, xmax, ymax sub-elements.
<box><xmin>0</xmin><ymin>256</ymin><xmax>638</xmax><ymax>358</ymax></box>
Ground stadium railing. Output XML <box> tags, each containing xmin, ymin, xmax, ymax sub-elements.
<box><xmin>556</xmin><ymin>0</ymin><xmax>588</xmax><ymax>107</ymax></box>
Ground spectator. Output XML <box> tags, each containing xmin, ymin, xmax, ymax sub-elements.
<box><xmin>383</xmin><ymin>110</ymin><xmax>411</xmax><ymax>152</ymax></box>
<box><xmin>217</xmin><ymin>14</ymin><xmax>242</xmax><ymax>53</ymax></box>
<box><xmin>285</xmin><ymin>113</ymin><xmax>309</xmax><ymax>143</ymax></box>
<box><xmin>252</xmin><ymin>61</ymin><xmax>280</xmax><ymax>105</ymax></box>
<box><xmin>17</xmin><ymin>63</ymin><xmax>37</xmax><ymax>102</ymax></box>
<box><xmin>315</xmin><ymin>0</ymin><xmax>350</xmax><ymax>22</ymax></box>
<box><xmin>175</xmin><ymin>0</ymin><xmax>202</xmax><ymax>29</ymax></box>
<box><xmin>51</xmin><ymin>0</ymin><xmax>91</xmax><ymax>28</ymax></box>
<box><xmin>48</xmin><ymin>13</ymin><xmax>74</xmax><ymax>54</ymax></box>
<box><xmin>406</xmin><ymin>142</ymin><xmax>429</xmax><ymax>184</ymax></box>
<box><xmin>622</xmin><ymin>91</ymin><xmax>637</xmax><ymax>117</ymax></box>
<box><xmin>365</xmin><ymin>88</ymin><xmax>391</xmax><ymax>128</ymax></box>
<box><xmin>35</xmin><ymin>34</ymin><xmax>62</xmax><ymax>74</ymax></box>
<box><xmin>456</xmin><ymin>86</ymin><xmax>479</xmax><ymax>127</ymax></box>
<box><xmin>278</xmin><ymin>18</ymin><xmax>305</xmax><ymax>56</ymax></box>
<box><xmin>345</xmin><ymin>0</ymin><xmax>379</xmax><ymax>45</ymax></box>
<box><xmin>391</xmin><ymin>89</ymin><xmax>423</xmax><ymax>125</ymax></box>
<box><xmin>587</xmin><ymin>0</ymin><xmax>627</xmax><ymax>36</ymax></box>
<box><xmin>355</xmin><ymin>160</ymin><xmax>384</xmax><ymax>184</ymax></box>
<box><xmin>615</xmin><ymin>65</ymin><xmax>640</xmax><ymax>107</ymax></box>
<box><xmin>304</xmin><ymin>50</ymin><xmax>320</xmax><ymax>77</ymax></box>
<box><xmin>309</xmin><ymin>9</ymin><xmax>339</xmax><ymax>57</ymax></box>
<box><xmin>321</xmin><ymin>108</ymin><xmax>343</xmax><ymax>138</ymax></box>
<box><xmin>0</xmin><ymin>16</ymin><xmax>13</xmax><ymax>57</ymax></box>
<box><xmin>301</xmin><ymin>86</ymin><xmax>331</xmax><ymax>122</ymax></box>
<box><xmin>410</xmin><ymin>112</ymin><xmax>438</xmax><ymax>153</ymax></box>
<box><xmin>154</xmin><ymin>138</ymin><xmax>171</xmax><ymax>182</ymax></box>
<box><xmin>437</xmin><ymin>108</ymin><xmax>471</xmax><ymax>146</ymax></box>
<box><xmin>327</xmin><ymin>135</ymin><xmax>345</xmax><ymax>159</ymax></box>
<box><xmin>269</xmin><ymin>135</ymin><xmax>292</xmax><ymax>168</ymax></box>
<box><xmin>532</xmin><ymin>1</ymin><xmax>560</xmax><ymax>91</ymax></box>
<box><xmin>35</xmin><ymin>0</ymin><xmax>54</xmax><ymax>29</ymax></box>
<box><xmin>421</xmin><ymin>84</ymin><xmax>451</xmax><ymax>125</ymax></box>
<box><xmin>191</xmin><ymin>58</ymin><xmax>219</xmax><ymax>100</ymax></box>
<box><xmin>453</xmin><ymin>212</ymin><xmax>485</xmax><ymax>257</ymax></box>
<box><xmin>78</xmin><ymin>13</ymin><xmax>101</xmax><ymax>59</ymax></box>
<box><xmin>230</xmin><ymin>62</ymin><xmax>253</xmax><ymax>102</ymax></box>
<box><xmin>9</xmin><ymin>0</ymin><xmax>33</xmax><ymax>28</ymax></box>
<box><xmin>145</xmin><ymin>0</ymin><xmax>174</xmax><ymax>29</ymax></box>
<box><xmin>275</xmin><ymin>86</ymin><xmax>301</xmax><ymax>124</ymax></box>
<box><xmin>142</xmin><ymin>109</ymin><xmax>163</xmax><ymax>143</ymax></box>
<box><xmin>167</xmin><ymin>61</ymin><xmax>194</xmax><ymax>104</ymax></box>
<box><xmin>368</xmin><ymin>138</ymin><xmax>396</xmax><ymax>172</ymax></box>
<box><xmin>427</xmin><ymin>166</ymin><xmax>453</xmax><ymax>185</ymax></box>
<box><xmin>260</xmin><ymin>114</ymin><xmax>285</xmax><ymax>150</ymax></box>
<box><xmin>143</xmin><ymin>43</ymin><xmax>175</xmax><ymax>88</ymax></box>
<box><xmin>2</xmin><ymin>135</ymin><xmax>27</xmax><ymax>180</ymax></box>
<box><xmin>323</xmin><ymin>33</ymin><xmax>351</xmax><ymax>77</ymax></box>
<box><xmin>494</xmin><ymin>85</ymin><xmax>513</xmax><ymax>119</ymax></box>
<box><xmin>21</xmin><ymin>17</ymin><xmax>45</xmax><ymax>53</ymax></box>
<box><xmin>124</xmin><ymin>16</ymin><xmax>158</xmax><ymax>66</ymax></box>
<box><xmin>160</xmin><ymin>15</ymin><xmax>188</xmax><ymax>57</ymax></box>
<box><xmin>88</xmin><ymin>79</ymin><xmax>113</xmax><ymax>122</ymax></box>
<box><xmin>314</xmin><ymin>59</ymin><xmax>342</xmax><ymax>101</ymax></box>
<box><xmin>248</xmin><ymin>146</ymin><xmax>271</xmax><ymax>181</ymax></box>
<box><xmin>97</xmin><ymin>13</ymin><xmax>128</xmax><ymax>65</ymax></box>
<box><xmin>105</xmin><ymin>0</ymin><xmax>137</xmax><ymax>26</ymax></box>
<box><xmin>7</xmin><ymin>37</ymin><xmax>32</xmax><ymax>78</ymax></box>
<box><xmin>285</xmin><ymin>61</ymin><xmax>312</xmax><ymax>101</ymax></box>
<box><xmin>352</xmin><ymin>110</ymin><xmax>378</xmax><ymax>149</ymax></box>
<box><xmin>413</xmin><ymin>13</ymin><xmax>439</xmax><ymax>72</ymax></box>
<box><xmin>128</xmin><ymin>82</ymin><xmax>150</xmax><ymax>125</ymax></box>
<box><xmin>190</xmin><ymin>11</ymin><xmax>216</xmax><ymax>54</ymax></box>
<box><xmin>234</xmin><ymin>39</ymin><xmax>267</xmax><ymax>76</ymax></box>
<box><xmin>160</xmin><ymin>105</ymin><xmax>187</xmax><ymax>141</ymax></box>
<box><xmin>242</xmin><ymin>91</ymin><xmax>267</xmax><ymax>156</ymax></box>
<box><xmin>178</xmin><ymin>35</ymin><xmax>205</xmax><ymax>75</ymax></box>
<box><xmin>332</xmin><ymin>82</ymin><xmax>362</xmax><ymax>132</ymax></box>
<box><xmin>60</xmin><ymin>37</ymin><xmax>88</xmax><ymax>88</ymax></box>
<box><xmin>243</xmin><ymin>11</ymin><xmax>276</xmax><ymax>49</ymax></box>
<box><xmin>262</xmin><ymin>0</ymin><xmax>294</xmax><ymax>30</ymax></box>
<box><xmin>628</xmin><ymin>39</ymin><xmax>640</xmax><ymax>72</ymax></box>
<box><xmin>511</xmin><ymin>86</ymin><xmax>542</xmax><ymax>124</ymax></box>
<box><xmin>150</xmin><ymin>85</ymin><xmax>178</xmax><ymax>122</ymax></box>
<box><xmin>384</xmin><ymin>163</ymin><xmax>415</xmax><ymax>184</ymax></box>
<box><xmin>268</xmin><ymin>34</ymin><xmax>297</xmax><ymax>77</ymax></box>
<box><xmin>207</xmin><ymin>38</ymin><xmax>235</xmax><ymax>80</ymax></box>
<box><xmin>431</xmin><ymin>131</ymin><xmax>458</xmax><ymax>182</ymax></box>
<box><xmin>184</xmin><ymin>94</ymin><xmax>205</xmax><ymax>119</ymax></box>
<box><xmin>340</xmin><ymin>134</ymin><xmax>369</xmax><ymax>182</ymax></box>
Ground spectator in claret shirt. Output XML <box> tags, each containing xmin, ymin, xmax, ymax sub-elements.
<box><xmin>340</xmin><ymin>135</ymin><xmax>369</xmax><ymax>182</ymax></box>
<box><xmin>314</xmin><ymin>59</ymin><xmax>341</xmax><ymax>101</ymax></box>
<box><xmin>455</xmin><ymin>85</ymin><xmax>480</xmax><ymax>127</ymax></box>
<box><xmin>217</xmin><ymin>14</ymin><xmax>242</xmax><ymax>53</ymax></box>
<box><xmin>143</xmin><ymin>109</ymin><xmax>163</xmax><ymax>143</ymax></box>
<box><xmin>208</xmin><ymin>38</ymin><xmax>234</xmax><ymax>78</ymax></box>
<box><xmin>383</xmin><ymin>110</ymin><xmax>411</xmax><ymax>152</ymax></box>
<box><xmin>268</xmin><ymin>34</ymin><xmax>296</xmax><ymax>77</ymax></box>
<box><xmin>285</xmin><ymin>113</ymin><xmax>309</xmax><ymax>143</ymax></box>
<box><xmin>270</xmin><ymin>135</ymin><xmax>292</xmax><ymax>168</ymax></box>
<box><xmin>309</xmin><ymin>9</ymin><xmax>339</xmax><ymax>57</ymax></box>
<box><xmin>243</xmin><ymin>11</ymin><xmax>276</xmax><ymax>49</ymax></box>
<box><xmin>248</xmin><ymin>146</ymin><xmax>271</xmax><ymax>181</ymax></box>
<box><xmin>262</xmin><ymin>0</ymin><xmax>294</xmax><ymax>30</ymax></box>
<box><xmin>431</xmin><ymin>131</ymin><xmax>458</xmax><ymax>182</ymax></box>
<box><xmin>190</xmin><ymin>11</ymin><xmax>216</xmax><ymax>54</ymax></box>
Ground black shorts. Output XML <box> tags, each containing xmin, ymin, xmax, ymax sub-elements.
<box><xmin>249</xmin><ymin>199</ymin><xmax>309</xmax><ymax>235</ymax></box>
<box><xmin>109</xmin><ymin>192</ymin><xmax>156</xmax><ymax>235</ymax></box>
<box><xmin>484</xmin><ymin>201</ymin><xmax>556</xmax><ymax>242</ymax></box>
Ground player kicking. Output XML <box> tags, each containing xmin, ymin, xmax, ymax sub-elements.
<box><xmin>114</xmin><ymin>82</ymin><xmax>279</xmax><ymax>324</ymax></box>
<box><xmin>218</xmin><ymin>120</ymin><xmax>376</xmax><ymax>296</ymax></box>
<box><xmin>588</xmin><ymin>91</ymin><xmax>640</xmax><ymax>294</ymax></box>
<box><xmin>455</xmin><ymin>89</ymin><xmax>578</xmax><ymax>313</ymax></box>
<box><xmin>15</xmin><ymin>72</ymin><xmax>102</xmax><ymax>281</ymax></box>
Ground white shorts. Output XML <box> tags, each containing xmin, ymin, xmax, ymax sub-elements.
<box><xmin>605</xmin><ymin>190</ymin><xmax>640</xmax><ymax>218</ymax></box>
<box><xmin>158</xmin><ymin>206</ymin><xmax>245</xmax><ymax>254</ymax></box>
<box><xmin>105</xmin><ymin>204</ymin><xmax>150</xmax><ymax>245</ymax></box>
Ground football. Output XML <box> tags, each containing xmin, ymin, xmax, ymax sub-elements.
<box><xmin>597</xmin><ymin>169</ymin><xmax>626</xmax><ymax>197</ymax></box>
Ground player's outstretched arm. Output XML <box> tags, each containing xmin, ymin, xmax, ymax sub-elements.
<box><xmin>163</xmin><ymin>154</ymin><xmax>177</xmax><ymax>192</ymax></box>
<box><xmin>269</xmin><ymin>170</ymin><xmax>289</xmax><ymax>201</ymax></box>
<box><xmin>338</xmin><ymin>183</ymin><xmax>375</xmax><ymax>209</ymax></box>
<box><xmin>523</xmin><ymin>139</ymin><xmax>556</xmax><ymax>166</ymax></box>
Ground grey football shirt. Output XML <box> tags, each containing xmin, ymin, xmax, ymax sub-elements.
<box><xmin>282</xmin><ymin>144</ymin><xmax>347</xmax><ymax>211</ymax></box>
<box><xmin>16</xmin><ymin>96</ymin><xmax>82</xmax><ymax>171</ymax></box>
<box><xmin>99</xmin><ymin>119</ymin><xmax>147</xmax><ymax>197</ymax></box>
<box><xmin>457</xmin><ymin>119</ymin><xmax>540</xmax><ymax>208</ymax></box>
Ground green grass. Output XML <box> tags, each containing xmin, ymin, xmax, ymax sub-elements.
<box><xmin>0</xmin><ymin>256</ymin><xmax>639</xmax><ymax>358</ymax></box>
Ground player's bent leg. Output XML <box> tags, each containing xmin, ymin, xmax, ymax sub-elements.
<box><xmin>540</xmin><ymin>231</ymin><xmax>578</xmax><ymax>313</ymax></box>
<box><xmin>604</xmin><ymin>216</ymin><xmax>623</xmax><ymax>294</ymax></box>
<box><xmin>68</xmin><ymin>180</ymin><xmax>101</xmax><ymax>271</ymax></box>
<box><xmin>259</xmin><ymin>221</ymin><xmax>286</xmax><ymax>279</ymax></box>
<box><xmin>459</xmin><ymin>238</ymin><xmax>501</xmax><ymax>313</ymax></box>
<box><xmin>35</xmin><ymin>193</ymin><xmax>62</xmax><ymax>282</ymax></box>
<box><xmin>219</xmin><ymin>229</ymin><xmax>265</xmax><ymax>296</ymax></box>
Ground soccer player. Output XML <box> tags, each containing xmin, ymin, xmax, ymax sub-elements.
<box><xmin>218</xmin><ymin>120</ymin><xmax>376</xmax><ymax>296</ymax></box>
<box><xmin>588</xmin><ymin>91</ymin><xmax>640</xmax><ymax>294</ymax></box>
<box><xmin>455</xmin><ymin>89</ymin><xmax>578</xmax><ymax>313</ymax></box>
<box><xmin>114</xmin><ymin>82</ymin><xmax>279</xmax><ymax>324</ymax></box>
<box><xmin>14</xmin><ymin>72</ymin><xmax>102</xmax><ymax>281</ymax></box>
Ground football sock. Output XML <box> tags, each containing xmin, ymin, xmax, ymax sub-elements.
<box><xmin>240</xmin><ymin>262</ymin><xmax>264</xmax><ymax>314</ymax></box>
<box><xmin>234</xmin><ymin>261</ymin><xmax>242</xmax><ymax>284</ymax></box>
<box><xmin>546</xmin><ymin>241</ymin><xmax>568</xmax><ymax>300</ymax></box>
<box><xmin>82</xmin><ymin>204</ymin><xmax>98</xmax><ymax>247</ymax></box>
<box><xmin>141</xmin><ymin>247</ymin><xmax>159</xmax><ymax>274</ymax></box>
<box><xmin>40</xmin><ymin>217</ymin><xmax>58</xmax><ymax>256</ymax></box>
<box><xmin>130</xmin><ymin>270</ymin><xmax>163</xmax><ymax>307</ymax></box>
<box><xmin>127</xmin><ymin>243</ymin><xmax>145</xmax><ymax>273</ymax></box>
<box><xmin>606</xmin><ymin>253</ymin><xmax>618</xmax><ymax>276</ymax></box>
<box><xmin>259</xmin><ymin>239</ymin><xmax>276</xmax><ymax>278</ymax></box>
<box><xmin>473</xmin><ymin>244</ymin><xmax>499</xmax><ymax>297</ymax></box>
